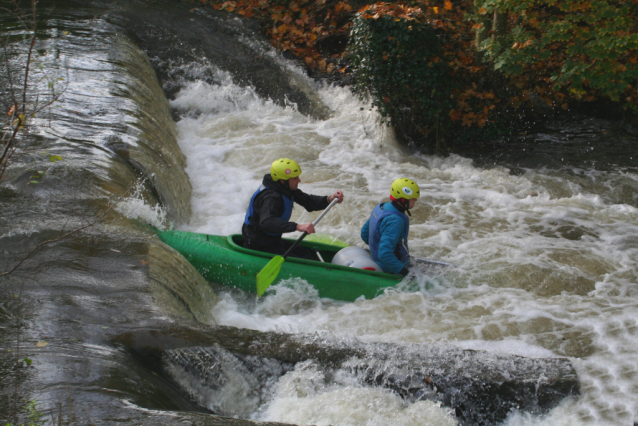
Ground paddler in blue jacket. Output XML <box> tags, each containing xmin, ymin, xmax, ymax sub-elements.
<box><xmin>361</xmin><ymin>178</ymin><xmax>420</xmax><ymax>276</ymax></box>
<box><xmin>243</xmin><ymin>158</ymin><xmax>344</xmax><ymax>259</ymax></box>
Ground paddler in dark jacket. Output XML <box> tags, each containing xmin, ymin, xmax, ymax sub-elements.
<box><xmin>361</xmin><ymin>178</ymin><xmax>420</xmax><ymax>276</ymax></box>
<box><xmin>242</xmin><ymin>158</ymin><xmax>344</xmax><ymax>259</ymax></box>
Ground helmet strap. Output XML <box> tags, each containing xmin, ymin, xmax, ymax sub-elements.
<box><xmin>390</xmin><ymin>197</ymin><xmax>411</xmax><ymax>216</ymax></box>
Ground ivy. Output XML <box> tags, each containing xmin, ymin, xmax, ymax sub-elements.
<box><xmin>347</xmin><ymin>4</ymin><xmax>456</xmax><ymax>150</ymax></box>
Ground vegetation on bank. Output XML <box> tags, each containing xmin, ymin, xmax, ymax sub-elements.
<box><xmin>192</xmin><ymin>0</ymin><xmax>638</xmax><ymax>152</ymax></box>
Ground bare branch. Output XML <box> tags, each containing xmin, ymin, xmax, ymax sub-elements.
<box><xmin>0</xmin><ymin>117</ymin><xmax>23</xmax><ymax>173</ymax></box>
<box><xmin>0</xmin><ymin>0</ymin><xmax>68</xmax><ymax>180</ymax></box>
<box><xmin>21</xmin><ymin>30</ymin><xmax>37</xmax><ymax>117</ymax></box>
<box><xmin>3</xmin><ymin>35</ymin><xmax>20</xmax><ymax>111</ymax></box>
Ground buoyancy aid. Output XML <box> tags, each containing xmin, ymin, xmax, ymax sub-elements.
<box><xmin>244</xmin><ymin>184</ymin><xmax>294</xmax><ymax>236</ymax></box>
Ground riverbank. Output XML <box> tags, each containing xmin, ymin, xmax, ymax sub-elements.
<box><xmin>194</xmin><ymin>0</ymin><xmax>638</xmax><ymax>152</ymax></box>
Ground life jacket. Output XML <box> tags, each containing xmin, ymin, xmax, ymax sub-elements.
<box><xmin>368</xmin><ymin>203</ymin><xmax>410</xmax><ymax>265</ymax></box>
<box><xmin>243</xmin><ymin>184</ymin><xmax>294</xmax><ymax>236</ymax></box>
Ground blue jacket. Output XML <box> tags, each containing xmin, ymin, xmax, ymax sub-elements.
<box><xmin>361</xmin><ymin>202</ymin><xmax>410</xmax><ymax>274</ymax></box>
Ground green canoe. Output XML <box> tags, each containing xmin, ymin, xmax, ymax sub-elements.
<box><xmin>157</xmin><ymin>230</ymin><xmax>404</xmax><ymax>301</ymax></box>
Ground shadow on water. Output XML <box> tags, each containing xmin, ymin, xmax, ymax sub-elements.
<box><xmin>460</xmin><ymin>116</ymin><xmax>638</xmax><ymax>179</ymax></box>
<box><xmin>453</xmin><ymin>116</ymin><xmax>638</xmax><ymax>223</ymax></box>
<box><xmin>0</xmin><ymin>0</ymin><xmax>582</xmax><ymax>425</ymax></box>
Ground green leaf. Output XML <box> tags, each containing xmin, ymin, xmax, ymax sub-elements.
<box><xmin>23</xmin><ymin>357</ymin><xmax>32</xmax><ymax>366</ymax></box>
<box><xmin>28</xmin><ymin>181</ymin><xmax>39</xmax><ymax>185</ymax></box>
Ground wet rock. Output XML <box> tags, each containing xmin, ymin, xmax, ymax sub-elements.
<box><xmin>117</xmin><ymin>325</ymin><xmax>579</xmax><ymax>425</ymax></box>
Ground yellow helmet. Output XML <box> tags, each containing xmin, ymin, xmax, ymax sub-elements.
<box><xmin>391</xmin><ymin>178</ymin><xmax>420</xmax><ymax>200</ymax></box>
<box><xmin>271</xmin><ymin>158</ymin><xmax>302</xmax><ymax>181</ymax></box>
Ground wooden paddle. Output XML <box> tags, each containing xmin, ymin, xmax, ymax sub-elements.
<box><xmin>256</xmin><ymin>198</ymin><xmax>339</xmax><ymax>297</ymax></box>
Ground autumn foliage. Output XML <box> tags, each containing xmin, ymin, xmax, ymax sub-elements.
<box><xmin>476</xmin><ymin>0</ymin><xmax>638</xmax><ymax>110</ymax></box>
<box><xmin>194</xmin><ymin>0</ymin><xmax>638</xmax><ymax>150</ymax></box>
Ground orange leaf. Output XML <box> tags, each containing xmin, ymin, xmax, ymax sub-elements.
<box><xmin>461</xmin><ymin>115</ymin><xmax>474</xmax><ymax>126</ymax></box>
<box><xmin>478</xmin><ymin>7</ymin><xmax>487</xmax><ymax>14</ymax></box>
<box><xmin>433</xmin><ymin>6</ymin><xmax>439</xmax><ymax>14</ymax></box>
<box><xmin>221</xmin><ymin>1</ymin><xmax>235</xmax><ymax>12</ymax></box>
<box><xmin>444</xmin><ymin>1</ymin><xmax>452</xmax><ymax>10</ymax></box>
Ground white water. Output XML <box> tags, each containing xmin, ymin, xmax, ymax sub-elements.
<box><xmin>170</xmin><ymin>65</ymin><xmax>638</xmax><ymax>425</ymax></box>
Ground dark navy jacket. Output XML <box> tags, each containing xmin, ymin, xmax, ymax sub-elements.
<box><xmin>242</xmin><ymin>174</ymin><xmax>329</xmax><ymax>249</ymax></box>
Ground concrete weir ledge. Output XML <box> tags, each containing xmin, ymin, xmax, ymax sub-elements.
<box><xmin>115</xmin><ymin>324</ymin><xmax>579</xmax><ymax>425</ymax></box>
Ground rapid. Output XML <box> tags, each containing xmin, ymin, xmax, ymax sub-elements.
<box><xmin>0</xmin><ymin>0</ymin><xmax>636</xmax><ymax>424</ymax></box>
<box><xmin>169</xmin><ymin>63</ymin><xmax>638</xmax><ymax>425</ymax></box>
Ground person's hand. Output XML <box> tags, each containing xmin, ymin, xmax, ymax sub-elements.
<box><xmin>329</xmin><ymin>190</ymin><xmax>344</xmax><ymax>204</ymax></box>
<box><xmin>296</xmin><ymin>223</ymin><xmax>316</xmax><ymax>234</ymax></box>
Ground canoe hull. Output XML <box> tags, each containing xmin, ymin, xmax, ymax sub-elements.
<box><xmin>157</xmin><ymin>231</ymin><xmax>403</xmax><ymax>301</ymax></box>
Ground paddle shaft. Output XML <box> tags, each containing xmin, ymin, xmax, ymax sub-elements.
<box><xmin>281</xmin><ymin>198</ymin><xmax>339</xmax><ymax>259</ymax></box>
<box><xmin>411</xmin><ymin>256</ymin><xmax>454</xmax><ymax>267</ymax></box>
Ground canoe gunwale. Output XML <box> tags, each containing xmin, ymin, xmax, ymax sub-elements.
<box><xmin>225</xmin><ymin>234</ymin><xmax>400</xmax><ymax>279</ymax></box>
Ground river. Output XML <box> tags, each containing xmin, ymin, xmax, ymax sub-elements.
<box><xmin>1</xmin><ymin>0</ymin><xmax>637</xmax><ymax>425</ymax></box>
<box><xmin>168</xmin><ymin>62</ymin><xmax>638</xmax><ymax>426</ymax></box>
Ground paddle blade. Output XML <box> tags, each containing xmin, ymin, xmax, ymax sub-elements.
<box><xmin>256</xmin><ymin>255</ymin><xmax>284</xmax><ymax>297</ymax></box>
